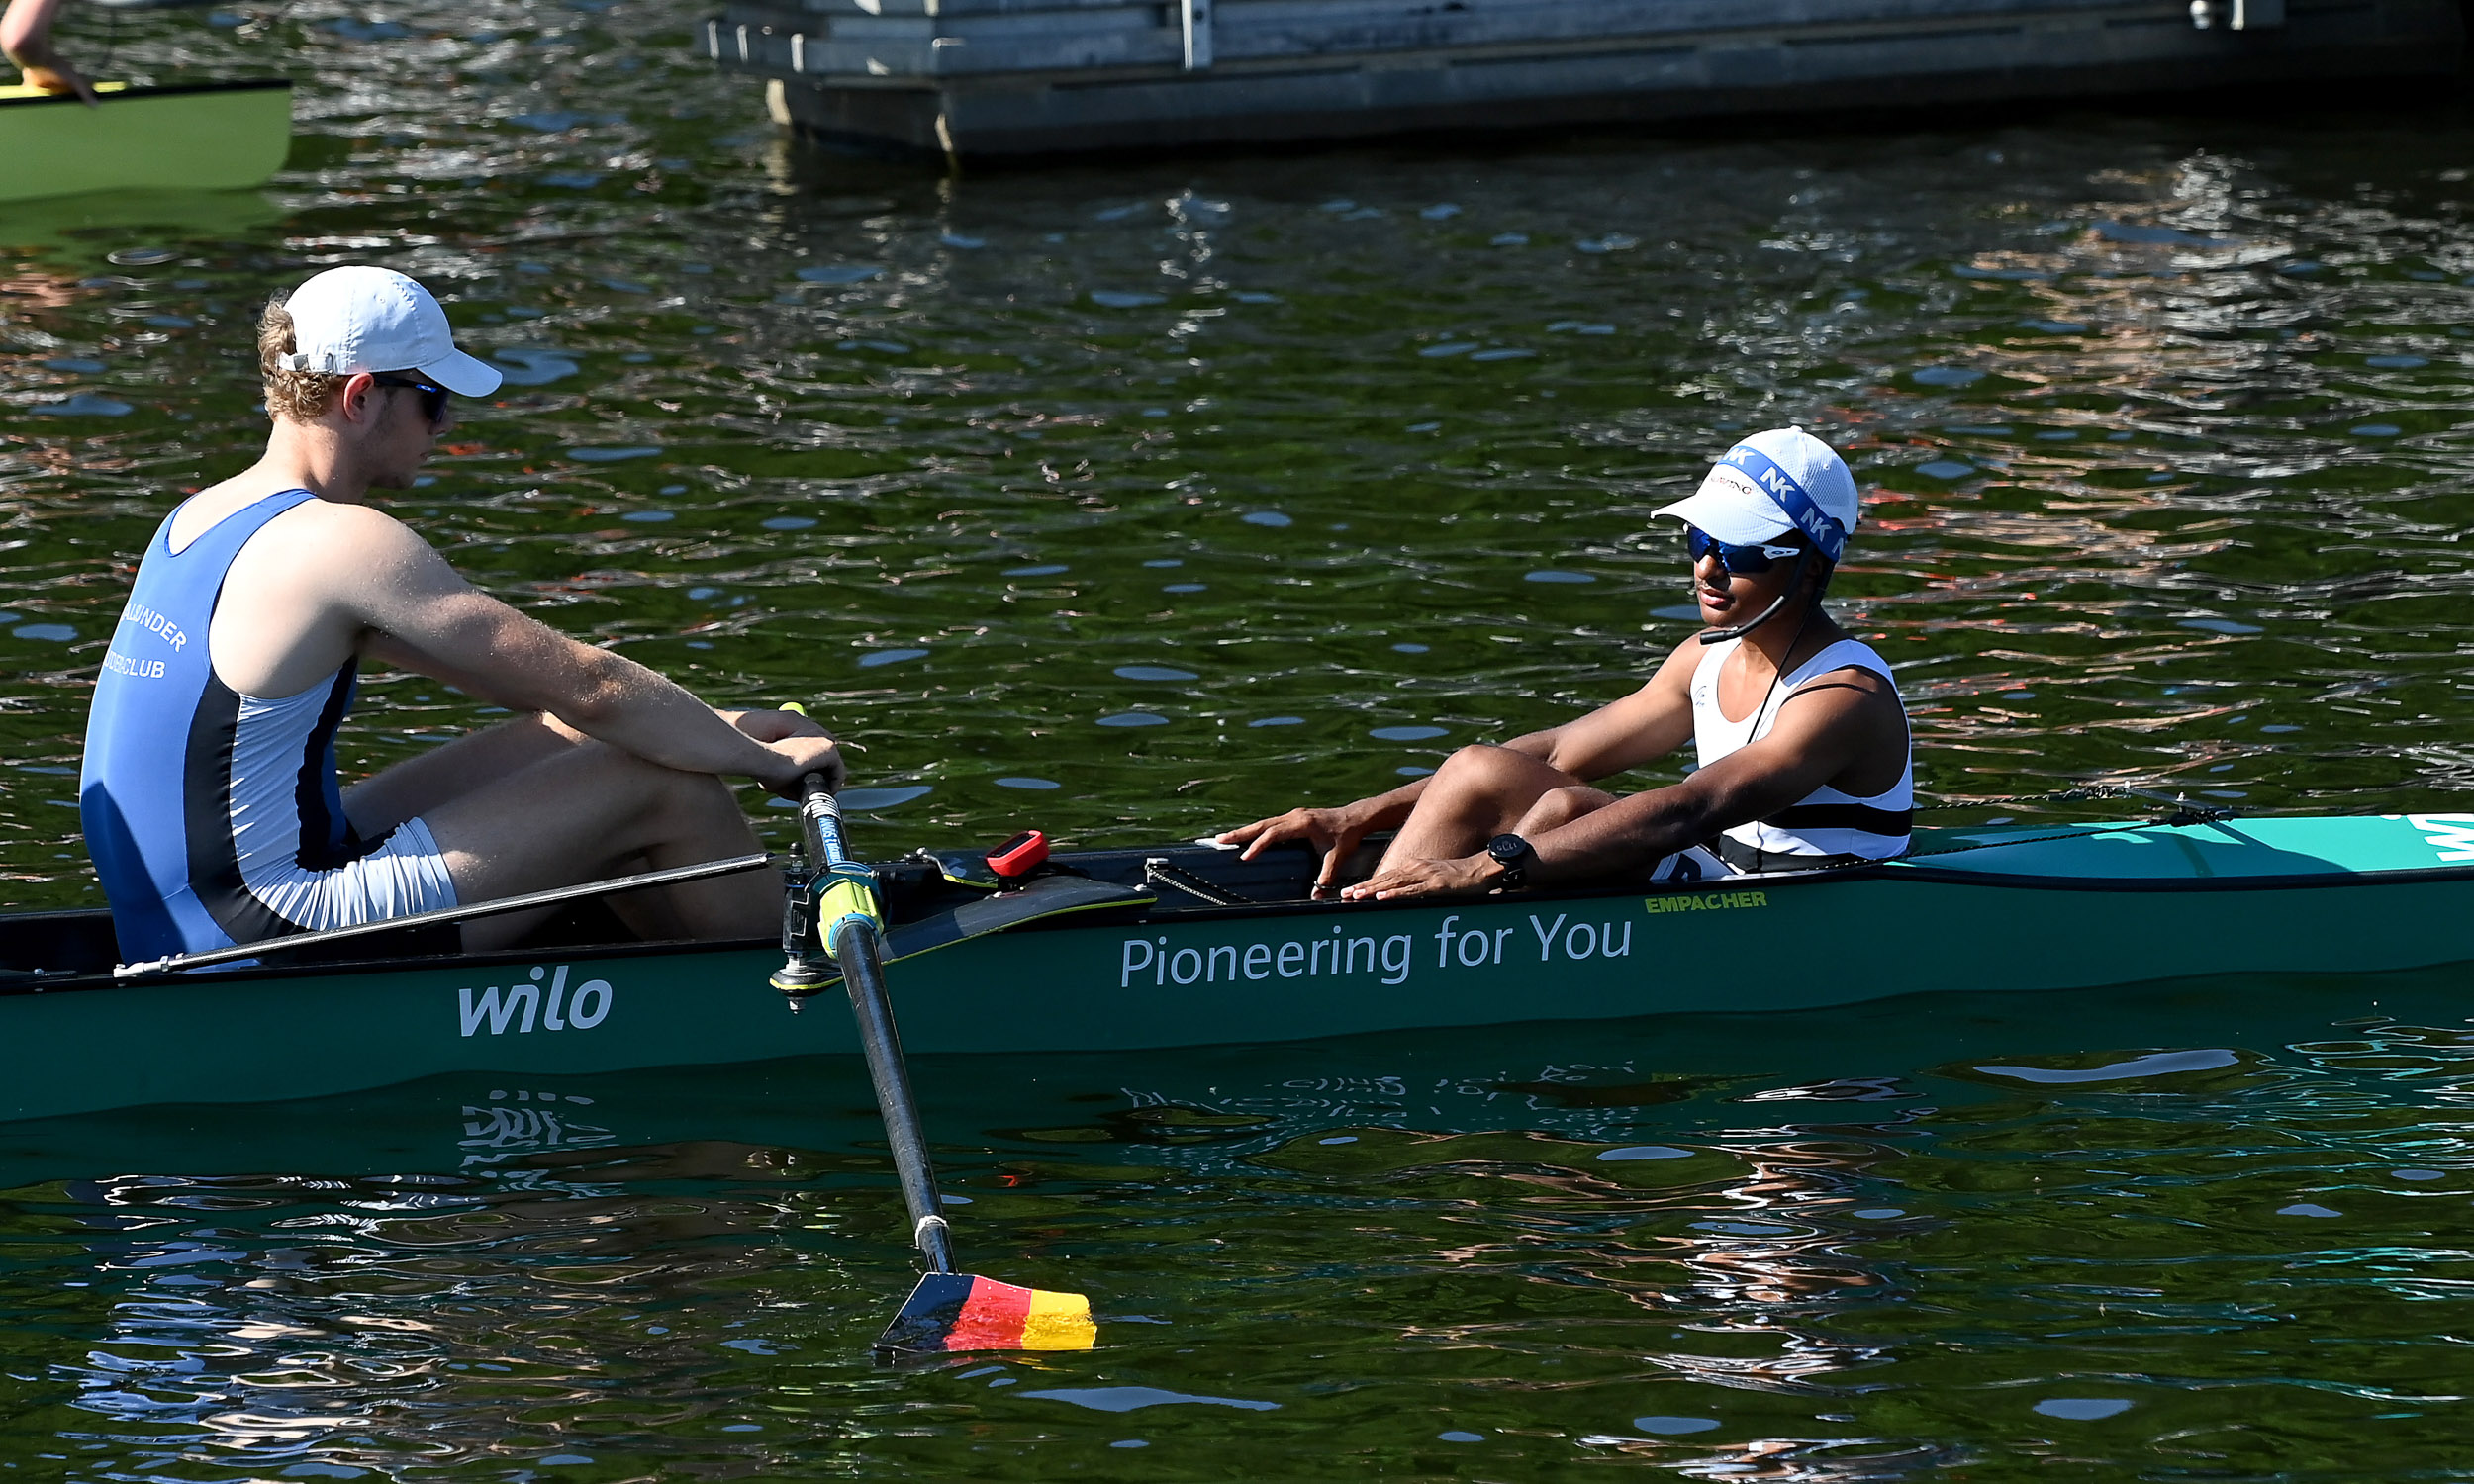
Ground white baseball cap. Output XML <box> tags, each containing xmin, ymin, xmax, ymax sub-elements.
<box><xmin>1653</xmin><ymin>427</ymin><xmax>1859</xmax><ymax>560</ymax></box>
<box><xmin>274</xmin><ymin>266</ymin><xmax>503</xmax><ymax>397</ymax></box>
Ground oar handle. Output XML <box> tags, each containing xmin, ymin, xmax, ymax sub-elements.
<box><xmin>795</xmin><ymin>772</ymin><xmax>958</xmax><ymax>1276</ymax></box>
<box><xmin>799</xmin><ymin>770</ymin><xmax>847</xmax><ymax>867</ymax></box>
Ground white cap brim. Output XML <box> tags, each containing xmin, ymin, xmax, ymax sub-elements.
<box><xmin>1652</xmin><ymin>476</ymin><xmax>1796</xmax><ymax>546</ymax></box>
<box><xmin>417</xmin><ymin>345</ymin><xmax>503</xmax><ymax>399</ymax></box>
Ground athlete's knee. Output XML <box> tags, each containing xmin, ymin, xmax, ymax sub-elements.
<box><xmin>1434</xmin><ymin>744</ymin><xmax>1570</xmax><ymax>803</ymax></box>
<box><xmin>632</xmin><ymin>760</ymin><xmax>739</xmax><ymax>819</ymax></box>
<box><xmin>675</xmin><ymin>769</ymin><xmax>743</xmax><ymax>818</ymax></box>
<box><xmin>567</xmin><ymin>744</ymin><xmax>732</xmax><ymax>820</ymax></box>
<box><xmin>1433</xmin><ymin>743</ymin><xmax>1529</xmax><ymax>787</ymax></box>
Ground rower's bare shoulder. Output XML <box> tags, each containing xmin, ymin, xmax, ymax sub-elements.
<box><xmin>1789</xmin><ymin>662</ymin><xmax>1901</xmax><ymax>714</ymax></box>
<box><xmin>271</xmin><ymin>496</ymin><xmax>417</xmax><ymax>539</ymax></box>
<box><xmin>264</xmin><ymin>499</ymin><xmax>436</xmax><ymax>569</ymax></box>
<box><xmin>223</xmin><ymin>503</ymin><xmax>439</xmax><ymax>613</ymax></box>
<box><xmin>1768</xmin><ymin>652</ymin><xmax>1896</xmax><ymax>715</ymax></box>
<box><xmin>1817</xmin><ymin>662</ymin><xmax>1898</xmax><ymax>696</ymax></box>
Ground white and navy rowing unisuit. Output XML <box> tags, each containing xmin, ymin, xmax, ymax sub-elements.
<box><xmin>1688</xmin><ymin>635</ymin><xmax>1913</xmax><ymax>873</ymax></box>
<box><xmin>79</xmin><ymin>488</ymin><xmax>458</xmax><ymax>962</ymax></box>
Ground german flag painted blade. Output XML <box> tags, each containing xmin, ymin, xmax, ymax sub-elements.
<box><xmin>877</xmin><ymin>1272</ymin><xmax>1097</xmax><ymax>1355</ymax></box>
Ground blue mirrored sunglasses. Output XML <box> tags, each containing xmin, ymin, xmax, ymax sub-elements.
<box><xmin>1686</xmin><ymin>526</ymin><xmax>1806</xmax><ymax>575</ymax></box>
<box><xmin>372</xmin><ymin>372</ymin><xmax>451</xmax><ymax>428</ymax></box>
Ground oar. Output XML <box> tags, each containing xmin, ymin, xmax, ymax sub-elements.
<box><xmin>772</xmin><ymin>771</ymin><xmax>1096</xmax><ymax>1357</ymax></box>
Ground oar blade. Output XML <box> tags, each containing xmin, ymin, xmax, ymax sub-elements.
<box><xmin>877</xmin><ymin>1271</ymin><xmax>1096</xmax><ymax>1356</ymax></box>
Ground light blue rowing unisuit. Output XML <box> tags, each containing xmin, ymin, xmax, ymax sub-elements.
<box><xmin>80</xmin><ymin>489</ymin><xmax>457</xmax><ymax>962</ymax></box>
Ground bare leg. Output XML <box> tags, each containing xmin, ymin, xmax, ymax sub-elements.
<box><xmin>343</xmin><ymin>713</ymin><xmax>587</xmax><ymax>835</ymax></box>
<box><xmin>1515</xmin><ymin>784</ymin><xmax>1619</xmax><ymax>836</ymax></box>
<box><xmin>420</xmin><ymin>740</ymin><xmax>773</xmax><ymax>952</ymax></box>
<box><xmin>1377</xmin><ymin>745</ymin><xmax>1589</xmax><ymax>872</ymax></box>
<box><xmin>345</xmin><ymin>716</ymin><xmax>687</xmax><ymax>943</ymax></box>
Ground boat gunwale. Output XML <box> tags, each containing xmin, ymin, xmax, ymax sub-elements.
<box><xmin>1866</xmin><ymin>860</ymin><xmax>2474</xmax><ymax>891</ymax></box>
<box><xmin>0</xmin><ymin>925</ymin><xmax>763</xmax><ymax>999</ymax></box>
<box><xmin>9</xmin><ymin>838</ymin><xmax>2474</xmax><ymax>999</ymax></box>
<box><xmin>0</xmin><ymin>77</ymin><xmax>290</xmax><ymax>109</ymax></box>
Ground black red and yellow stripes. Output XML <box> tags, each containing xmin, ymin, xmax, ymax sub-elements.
<box><xmin>877</xmin><ymin>1272</ymin><xmax>1096</xmax><ymax>1354</ymax></box>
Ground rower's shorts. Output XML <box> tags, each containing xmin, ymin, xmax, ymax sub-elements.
<box><xmin>239</xmin><ymin>814</ymin><xmax>460</xmax><ymax>931</ymax></box>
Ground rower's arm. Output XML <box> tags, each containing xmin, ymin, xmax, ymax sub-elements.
<box><xmin>1520</xmin><ymin>668</ymin><xmax>1893</xmax><ymax>884</ymax></box>
<box><xmin>343</xmin><ymin>519</ymin><xmax>833</xmax><ymax>790</ymax></box>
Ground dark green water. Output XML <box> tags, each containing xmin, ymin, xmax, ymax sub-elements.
<box><xmin>5</xmin><ymin>3</ymin><xmax>2474</xmax><ymax>1477</ymax></box>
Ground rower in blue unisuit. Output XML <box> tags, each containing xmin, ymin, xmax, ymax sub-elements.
<box><xmin>79</xmin><ymin>265</ymin><xmax>845</xmax><ymax>963</ymax></box>
<box><xmin>1220</xmin><ymin>426</ymin><xmax>1914</xmax><ymax>898</ymax></box>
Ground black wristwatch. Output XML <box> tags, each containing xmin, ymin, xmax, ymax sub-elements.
<box><xmin>1484</xmin><ymin>833</ymin><xmax>1536</xmax><ymax>889</ymax></box>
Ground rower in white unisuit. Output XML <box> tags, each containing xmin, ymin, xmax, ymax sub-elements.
<box><xmin>1689</xmin><ymin>634</ymin><xmax>1913</xmax><ymax>872</ymax></box>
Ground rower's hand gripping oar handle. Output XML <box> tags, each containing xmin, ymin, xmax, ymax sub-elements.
<box><xmin>775</xmin><ymin>771</ymin><xmax>958</xmax><ymax>1277</ymax></box>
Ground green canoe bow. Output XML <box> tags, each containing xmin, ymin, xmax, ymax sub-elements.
<box><xmin>0</xmin><ymin>79</ymin><xmax>290</xmax><ymax>203</ymax></box>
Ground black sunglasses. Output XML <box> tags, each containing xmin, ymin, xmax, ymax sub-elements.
<box><xmin>371</xmin><ymin>372</ymin><xmax>451</xmax><ymax>428</ymax></box>
<box><xmin>1687</xmin><ymin>526</ymin><xmax>1807</xmax><ymax>576</ymax></box>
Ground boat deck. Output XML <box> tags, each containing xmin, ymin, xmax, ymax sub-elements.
<box><xmin>8</xmin><ymin>810</ymin><xmax>2474</xmax><ymax>987</ymax></box>
<box><xmin>1889</xmin><ymin>813</ymin><xmax>2474</xmax><ymax>881</ymax></box>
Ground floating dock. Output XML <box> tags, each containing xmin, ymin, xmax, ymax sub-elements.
<box><xmin>702</xmin><ymin>0</ymin><xmax>2463</xmax><ymax>158</ymax></box>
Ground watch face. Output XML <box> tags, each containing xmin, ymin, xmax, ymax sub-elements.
<box><xmin>1487</xmin><ymin>834</ymin><xmax>1527</xmax><ymax>863</ymax></box>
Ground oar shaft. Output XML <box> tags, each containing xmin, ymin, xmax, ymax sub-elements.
<box><xmin>801</xmin><ymin>773</ymin><xmax>956</xmax><ymax>1276</ymax></box>
<box><xmin>832</xmin><ymin>914</ymin><xmax>957</xmax><ymax>1274</ymax></box>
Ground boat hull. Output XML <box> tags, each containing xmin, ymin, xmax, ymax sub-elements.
<box><xmin>0</xmin><ymin>79</ymin><xmax>291</xmax><ymax>203</ymax></box>
<box><xmin>9</xmin><ymin>823</ymin><xmax>2474</xmax><ymax>1124</ymax></box>
<box><xmin>9</xmin><ymin>957</ymin><xmax>2464</xmax><ymax>1193</ymax></box>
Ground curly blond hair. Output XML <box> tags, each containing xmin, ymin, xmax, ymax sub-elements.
<box><xmin>257</xmin><ymin>297</ymin><xmax>346</xmax><ymax>423</ymax></box>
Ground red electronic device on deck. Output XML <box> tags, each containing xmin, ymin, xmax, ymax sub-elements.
<box><xmin>986</xmin><ymin>829</ymin><xmax>1048</xmax><ymax>879</ymax></box>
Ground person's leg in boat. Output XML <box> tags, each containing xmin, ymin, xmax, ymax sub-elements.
<box><xmin>1513</xmin><ymin>783</ymin><xmax>1619</xmax><ymax>836</ymax></box>
<box><xmin>1374</xmin><ymin>744</ymin><xmax>1597</xmax><ymax>872</ymax></box>
<box><xmin>418</xmin><ymin>738</ymin><xmax>776</xmax><ymax>952</ymax></box>
<box><xmin>1519</xmin><ymin>783</ymin><xmax>1720</xmax><ymax>882</ymax></box>
<box><xmin>341</xmin><ymin>712</ymin><xmax>590</xmax><ymax>837</ymax></box>
<box><xmin>340</xmin><ymin>715</ymin><xmax>620</xmax><ymax>945</ymax></box>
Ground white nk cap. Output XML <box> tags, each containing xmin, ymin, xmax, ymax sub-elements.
<box><xmin>1653</xmin><ymin>426</ymin><xmax>1860</xmax><ymax>560</ymax></box>
<box><xmin>275</xmin><ymin>266</ymin><xmax>503</xmax><ymax>397</ymax></box>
